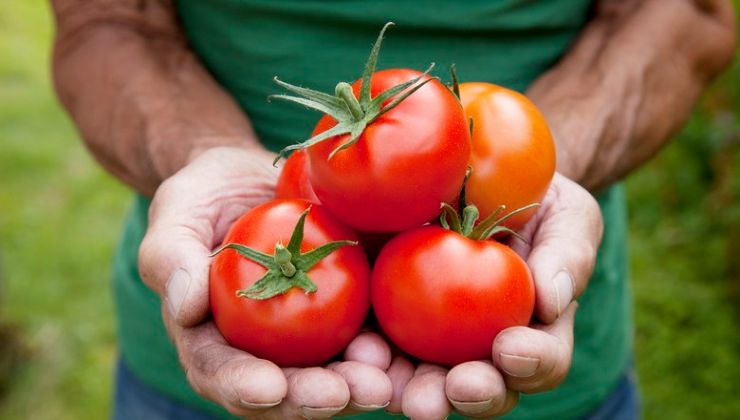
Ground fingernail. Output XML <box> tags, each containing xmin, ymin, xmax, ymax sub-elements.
<box><xmin>449</xmin><ymin>398</ymin><xmax>493</xmax><ymax>414</ymax></box>
<box><xmin>166</xmin><ymin>268</ymin><xmax>192</xmax><ymax>319</ymax></box>
<box><xmin>553</xmin><ymin>270</ymin><xmax>575</xmax><ymax>318</ymax></box>
<box><xmin>301</xmin><ymin>405</ymin><xmax>345</xmax><ymax>419</ymax></box>
<box><xmin>239</xmin><ymin>399</ymin><xmax>282</xmax><ymax>409</ymax></box>
<box><xmin>349</xmin><ymin>400</ymin><xmax>390</xmax><ymax>411</ymax></box>
<box><xmin>499</xmin><ymin>354</ymin><xmax>540</xmax><ymax>378</ymax></box>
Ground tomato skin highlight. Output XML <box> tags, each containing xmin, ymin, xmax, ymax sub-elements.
<box><xmin>460</xmin><ymin>82</ymin><xmax>556</xmax><ymax>231</ymax></box>
<box><xmin>307</xmin><ymin>69</ymin><xmax>471</xmax><ymax>233</ymax></box>
<box><xmin>371</xmin><ymin>226</ymin><xmax>535</xmax><ymax>366</ymax></box>
<box><xmin>209</xmin><ymin>199</ymin><xmax>371</xmax><ymax>367</ymax></box>
<box><xmin>275</xmin><ymin>150</ymin><xmax>320</xmax><ymax>204</ymax></box>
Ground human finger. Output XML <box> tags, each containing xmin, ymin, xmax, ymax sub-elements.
<box><xmin>329</xmin><ymin>361</ymin><xmax>392</xmax><ymax>412</ymax></box>
<box><xmin>164</xmin><ymin>314</ymin><xmax>287</xmax><ymax>416</ymax></box>
<box><xmin>138</xmin><ymin>188</ymin><xmax>213</xmax><ymax>327</ymax></box>
<box><xmin>492</xmin><ymin>302</ymin><xmax>578</xmax><ymax>393</ymax></box>
<box><xmin>516</xmin><ymin>174</ymin><xmax>602</xmax><ymax>323</ymax></box>
<box><xmin>282</xmin><ymin>367</ymin><xmax>350</xmax><ymax>419</ymax></box>
<box><xmin>343</xmin><ymin>331</ymin><xmax>392</xmax><ymax>370</ymax></box>
<box><xmin>385</xmin><ymin>355</ymin><xmax>415</xmax><ymax>414</ymax></box>
<box><xmin>445</xmin><ymin>360</ymin><xmax>519</xmax><ymax>418</ymax></box>
<box><xmin>401</xmin><ymin>364</ymin><xmax>451</xmax><ymax>420</ymax></box>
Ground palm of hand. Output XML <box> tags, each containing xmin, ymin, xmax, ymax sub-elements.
<box><xmin>140</xmin><ymin>148</ymin><xmax>602</xmax><ymax>419</ymax></box>
<box><xmin>139</xmin><ymin>147</ymin><xmax>395</xmax><ymax>418</ymax></box>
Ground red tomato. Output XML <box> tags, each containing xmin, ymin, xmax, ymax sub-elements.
<box><xmin>371</xmin><ymin>225</ymin><xmax>535</xmax><ymax>365</ymax></box>
<box><xmin>209</xmin><ymin>199</ymin><xmax>370</xmax><ymax>367</ymax></box>
<box><xmin>460</xmin><ymin>82</ymin><xmax>555</xmax><ymax>231</ymax></box>
<box><xmin>307</xmin><ymin>69</ymin><xmax>470</xmax><ymax>232</ymax></box>
<box><xmin>275</xmin><ymin>152</ymin><xmax>395</xmax><ymax>261</ymax></box>
<box><xmin>275</xmin><ymin>150</ymin><xmax>320</xmax><ymax>204</ymax></box>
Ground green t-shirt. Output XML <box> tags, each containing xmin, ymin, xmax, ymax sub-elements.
<box><xmin>113</xmin><ymin>1</ymin><xmax>633</xmax><ymax>419</ymax></box>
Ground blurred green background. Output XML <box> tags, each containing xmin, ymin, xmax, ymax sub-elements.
<box><xmin>0</xmin><ymin>2</ymin><xmax>737</xmax><ymax>419</ymax></box>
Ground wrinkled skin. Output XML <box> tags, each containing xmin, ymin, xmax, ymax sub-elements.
<box><xmin>138</xmin><ymin>149</ymin><xmax>601</xmax><ymax>419</ymax></box>
<box><xmin>139</xmin><ymin>148</ymin><xmax>394</xmax><ymax>419</ymax></box>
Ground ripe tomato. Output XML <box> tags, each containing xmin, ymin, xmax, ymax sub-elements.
<box><xmin>307</xmin><ymin>70</ymin><xmax>470</xmax><ymax>232</ymax></box>
<box><xmin>459</xmin><ymin>82</ymin><xmax>556</xmax><ymax>231</ymax></box>
<box><xmin>273</xmin><ymin>24</ymin><xmax>470</xmax><ymax>232</ymax></box>
<box><xmin>275</xmin><ymin>151</ymin><xmax>394</xmax><ymax>261</ymax></box>
<box><xmin>209</xmin><ymin>199</ymin><xmax>371</xmax><ymax>367</ymax></box>
<box><xmin>372</xmin><ymin>225</ymin><xmax>534</xmax><ymax>366</ymax></box>
<box><xmin>275</xmin><ymin>150</ymin><xmax>319</xmax><ymax>204</ymax></box>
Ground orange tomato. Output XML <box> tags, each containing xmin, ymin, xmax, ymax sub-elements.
<box><xmin>459</xmin><ymin>82</ymin><xmax>556</xmax><ymax>231</ymax></box>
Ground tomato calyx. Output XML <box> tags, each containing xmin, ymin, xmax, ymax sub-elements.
<box><xmin>211</xmin><ymin>207</ymin><xmax>357</xmax><ymax>300</ymax></box>
<box><xmin>440</xmin><ymin>167</ymin><xmax>539</xmax><ymax>241</ymax></box>
<box><xmin>270</xmin><ymin>22</ymin><xmax>436</xmax><ymax>164</ymax></box>
<box><xmin>439</xmin><ymin>202</ymin><xmax>539</xmax><ymax>242</ymax></box>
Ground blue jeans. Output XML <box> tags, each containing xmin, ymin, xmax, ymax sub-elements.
<box><xmin>113</xmin><ymin>358</ymin><xmax>640</xmax><ymax>420</ymax></box>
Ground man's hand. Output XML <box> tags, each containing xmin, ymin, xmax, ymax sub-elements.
<box><xmin>527</xmin><ymin>0</ymin><xmax>735</xmax><ymax>191</ymax></box>
<box><xmin>138</xmin><ymin>147</ymin><xmax>394</xmax><ymax>418</ymax></box>
<box><xmin>395</xmin><ymin>174</ymin><xmax>604</xmax><ymax>419</ymax></box>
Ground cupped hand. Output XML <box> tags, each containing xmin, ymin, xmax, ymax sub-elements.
<box><xmin>138</xmin><ymin>146</ymin><xmax>393</xmax><ymax>418</ymax></box>
<box><xmin>397</xmin><ymin>173</ymin><xmax>604</xmax><ymax>419</ymax></box>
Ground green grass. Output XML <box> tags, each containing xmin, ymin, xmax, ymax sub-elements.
<box><xmin>0</xmin><ymin>3</ymin><xmax>127</xmax><ymax>419</ymax></box>
<box><xmin>0</xmin><ymin>2</ymin><xmax>738</xmax><ymax>420</ymax></box>
<box><xmin>626</xmin><ymin>57</ymin><xmax>740</xmax><ymax>418</ymax></box>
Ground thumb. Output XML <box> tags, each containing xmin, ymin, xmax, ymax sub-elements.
<box><xmin>138</xmin><ymin>179</ymin><xmax>214</xmax><ymax>327</ymax></box>
<box><xmin>137</xmin><ymin>147</ymin><xmax>278</xmax><ymax>327</ymax></box>
<box><xmin>524</xmin><ymin>174</ymin><xmax>603</xmax><ymax>324</ymax></box>
<box><xmin>139</xmin><ymin>224</ymin><xmax>212</xmax><ymax>327</ymax></box>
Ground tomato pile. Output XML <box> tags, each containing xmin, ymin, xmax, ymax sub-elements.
<box><xmin>209</xmin><ymin>23</ymin><xmax>555</xmax><ymax>367</ymax></box>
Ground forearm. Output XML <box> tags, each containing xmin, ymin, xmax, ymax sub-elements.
<box><xmin>528</xmin><ymin>0</ymin><xmax>736</xmax><ymax>191</ymax></box>
<box><xmin>51</xmin><ymin>0</ymin><xmax>266</xmax><ymax>196</ymax></box>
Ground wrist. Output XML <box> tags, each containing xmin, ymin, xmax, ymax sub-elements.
<box><xmin>527</xmin><ymin>71</ymin><xmax>634</xmax><ymax>191</ymax></box>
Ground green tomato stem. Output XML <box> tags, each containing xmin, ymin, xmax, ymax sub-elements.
<box><xmin>274</xmin><ymin>244</ymin><xmax>297</xmax><ymax>277</ymax></box>
<box><xmin>335</xmin><ymin>82</ymin><xmax>365</xmax><ymax>120</ymax></box>
<box><xmin>461</xmin><ymin>205</ymin><xmax>479</xmax><ymax>237</ymax></box>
